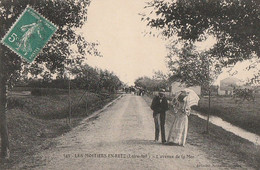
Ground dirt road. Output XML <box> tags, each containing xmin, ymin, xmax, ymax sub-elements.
<box><xmin>15</xmin><ymin>94</ymin><xmax>240</xmax><ymax>170</ymax></box>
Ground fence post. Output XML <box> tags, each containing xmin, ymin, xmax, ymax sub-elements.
<box><xmin>85</xmin><ymin>99</ymin><xmax>88</xmax><ymax>115</ymax></box>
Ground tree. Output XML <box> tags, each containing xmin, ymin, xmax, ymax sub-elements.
<box><xmin>0</xmin><ymin>0</ymin><xmax>98</xmax><ymax>158</ymax></box>
<box><xmin>70</xmin><ymin>64</ymin><xmax>99</xmax><ymax>91</ymax></box>
<box><xmin>167</xmin><ymin>43</ymin><xmax>220</xmax><ymax>86</ymax></box>
<box><xmin>70</xmin><ymin>65</ymin><xmax>122</xmax><ymax>93</ymax></box>
<box><xmin>134</xmin><ymin>75</ymin><xmax>168</xmax><ymax>92</ymax></box>
<box><xmin>167</xmin><ymin>42</ymin><xmax>221</xmax><ymax>133</ymax></box>
<box><xmin>143</xmin><ymin>0</ymin><xmax>260</xmax><ymax>68</ymax></box>
<box><xmin>153</xmin><ymin>70</ymin><xmax>169</xmax><ymax>81</ymax></box>
<box><xmin>99</xmin><ymin>70</ymin><xmax>122</xmax><ymax>93</ymax></box>
<box><xmin>143</xmin><ymin>0</ymin><xmax>260</xmax><ymax>132</ymax></box>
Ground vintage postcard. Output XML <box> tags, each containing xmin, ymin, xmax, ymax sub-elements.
<box><xmin>0</xmin><ymin>1</ymin><xmax>259</xmax><ymax>170</ymax></box>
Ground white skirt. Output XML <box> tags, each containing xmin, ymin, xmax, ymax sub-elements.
<box><xmin>167</xmin><ymin>112</ymin><xmax>188</xmax><ymax>146</ymax></box>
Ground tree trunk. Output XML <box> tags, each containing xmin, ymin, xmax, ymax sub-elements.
<box><xmin>0</xmin><ymin>49</ymin><xmax>10</xmax><ymax>159</ymax></box>
<box><xmin>68</xmin><ymin>76</ymin><xmax>71</xmax><ymax>125</ymax></box>
<box><xmin>205</xmin><ymin>57</ymin><xmax>211</xmax><ymax>134</ymax></box>
<box><xmin>206</xmin><ymin>87</ymin><xmax>211</xmax><ymax>133</ymax></box>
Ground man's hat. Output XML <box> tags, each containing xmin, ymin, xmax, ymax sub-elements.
<box><xmin>159</xmin><ymin>89</ymin><xmax>165</xmax><ymax>95</ymax></box>
<box><xmin>159</xmin><ymin>89</ymin><xmax>166</xmax><ymax>92</ymax></box>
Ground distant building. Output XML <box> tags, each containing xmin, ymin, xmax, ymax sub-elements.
<box><xmin>169</xmin><ymin>82</ymin><xmax>201</xmax><ymax>96</ymax></box>
<box><xmin>219</xmin><ymin>77</ymin><xmax>243</xmax><ymax>95</ymax></box>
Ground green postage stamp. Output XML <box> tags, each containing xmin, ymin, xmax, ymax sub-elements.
<box><xmin>1</xmin><ymin>6</ymin><xmax>57</xmax><ymax>63</ymax></box>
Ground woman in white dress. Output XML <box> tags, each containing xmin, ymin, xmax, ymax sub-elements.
<box><xmin>167</xmin><ymin>91</ymin><xmax>191</xmax><ymax>146</ymax></box>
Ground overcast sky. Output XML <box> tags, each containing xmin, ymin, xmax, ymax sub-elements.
<box><xmin>80</xmin><ymin>0</ymin><xmax>259</xmax><ymax>86</ymax></box>
<box><xmin>80</xmin><ymin>0</ymin><xmax>168</xmax><ymax>85</ymax></box>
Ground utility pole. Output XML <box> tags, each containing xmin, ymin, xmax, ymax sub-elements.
<box><xmin>205</xmin><ymin>55</ymin><xmax>211</xmax><ymax>134</ymax></box>
<box><xmin>64</xmin><ymin>66</ymin><xmax>72</xmax><ymax>125</ymax></box>
<box><xmin>68</xmin><ymin>72</ymin><xmax>72</xmax><ymax>125</ymax></box>
<box><xmin>206</xmin><ymin>84</ymin><xmax>211</xmax><ymax>133</ymax></box>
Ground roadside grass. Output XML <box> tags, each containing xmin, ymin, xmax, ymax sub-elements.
<box><xmin>0</xmin><ymin>90</ymin><xmax>118</xmax><ymax>169</ymax></box>
<box><xmin>193</xmin><ymin>95</ymin><xmax>260</xmax><ymax>136</ymax></box>
<box><xmin>8</xmin><ymin>90</ymin><xmax>113</xmax><ymax>119</ymax></box>
<box><xmin>188</xmin><ymin>115</ymin><xmax>260</xmax><ymax>169</ymax></box>
<box><xmin>143</xmin><ymin>95</ymin><xmax>260</xmax><ymax>169</ymax></box>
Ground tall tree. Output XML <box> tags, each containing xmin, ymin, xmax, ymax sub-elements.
<box><xmin>0</xmin><ymin>0</ymin><xmax>98</xmax><ymax>158</ymax></box>
<box><xmin>167</xmin><ymin>43</ymin><xmax>220</xmax><ymax>87</ymax></box>
<box><xmin>70</xmin><ymin>65</ymin><xmax>122</xmax><ymax>93</ymax></box>
<box><xmin>167</xmin><ymin>42</ymin><xmax>221</xmax><ymax>133</ymax></box>
<box><xmin>143</xmin><ymin>0</ymin><xmax>260</xmax><ymax>68</ymax></box>
<box><xmin>143</xmin><ymin>0</ymin><xmax>260</xmax><ymax>132</ymax></box>
<box><xmin>134</xmin><ymin>75</ymin><xmax>168</xmax><ymax>92</ymax></box>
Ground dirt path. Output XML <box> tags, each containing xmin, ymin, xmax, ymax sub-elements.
<box><xmin>14</xmin><ymin>94</ymin><xmax>246</xmax><ymax>169</ymax></box>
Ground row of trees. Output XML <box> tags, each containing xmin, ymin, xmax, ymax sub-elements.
<box><xmin>143</xmin><ymin>0</ymin><xmax>259</xmax><ymax>87</ymax></box>
<box><xmin>0</xmin><ymin>0</ymin><xmax>101</xmax><ymax>158</ymax></box>
<box><xmin>134</xmin><ymin>71</ymin><xmax>169</xmax><ymax>92</ymax></box>
<box><xmin>142</xmin><ymin>0</ymin><xmax>259</xmax><ymax>133</ymax></box>
<box><xmin>134</xmin><ymin>76</ymin><xmax>165</xmax><ymax>92</ymax></box>
<box><xmin>70</xmin><ymin>64</ymin><xmax>122</xmax><ymax>93</ymax></box>
<box><xmin>18</xmin><ymin>64</ymin><xmax>122</xmax><ymax>93</ymax></box>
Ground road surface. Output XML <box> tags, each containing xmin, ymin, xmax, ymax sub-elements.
<box><xmin>16</xmin><ymin>94</ymin><xmax>225</xmax><ymax>170</ymax></box>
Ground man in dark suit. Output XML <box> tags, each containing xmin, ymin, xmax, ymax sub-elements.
<box><xmin>150</xmin><ymin>89</ymin><xmax>169</xmax><ymax>143</ymax></box>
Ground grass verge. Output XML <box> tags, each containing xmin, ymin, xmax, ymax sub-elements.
<box><xmin>0</xmin><ymin>90</ymin><xmax>118</xmax><ymax>169</ymax></box>
<box><xmin>143</xmin><ymin>95</ymin><xmax>260</xmax><ymax>169</ymax></box>
<box><xmin>193</xmin><ymin>96</ymin><xmax>260</xmax><ymax>136</ymax></box>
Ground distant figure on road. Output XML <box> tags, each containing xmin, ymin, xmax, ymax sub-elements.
<box><xmin>150</xmin><ymin>89</ymin><xmax>169</xmax><ymax>143</ymax></box>
<box><xmin>167</xmin><ymin>91</ymin><xmax>190</xmax><ymax>146</ymax></box>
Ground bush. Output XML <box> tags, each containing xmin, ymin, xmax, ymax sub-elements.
<box><xmin>7</xmin><ymin>97</ymin><xmax>25</xmax><ymax>109</ymax></box>
<box><xmin>31</xmin><ymin>88</ymin><xmax>69</xmax><ymax>96</ymax></box>
<box><xmin>31</xmin><ymin>89</ymin><xmax>42</xmax><ymax>96</ymax></box>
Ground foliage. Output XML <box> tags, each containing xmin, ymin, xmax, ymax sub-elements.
<box><xmin>134</xmin><ymin>75</ymin><xmax>168</xmax><ymax>92</ymax></box>
<box><xmin>0</xmin><ymin>0</ymin><xmax>100</xmax><ymax>158</ymax></box>
<box><xmin>143</xmin><ymin>0</ymin><xmax>260</xmax><ymax>67</ymax></box>
<box><xmin>70</xmin><ymin>64</ymin><xmax>122</xmax><ymax>93</ymax></box>
<box><xmin>0</xmin><ymin>0</ymin><xmax>101</xmax><ymax>84</ymax></box>
<box><xmin>167</xmin><ymin>42</ymin><xmax>221</xmax><ymax>88</ymax></box>
<box><xmin>233</xmin><ymin>88</ymin><xmax>255</xmax><ymax>102</ymax></box>
<box><xmin>30</xmin><ymin>88</ymin><xmax>68</xmax><ymax>96</ymax></box>
<box><xmin>15</xmin><ymin>64</ymin><xmax>123</xmax><ymax>93</ymax></box>
<box><xmin>152</xmin><ymin>70</ymin><xmax>169</xmax><ymax>81</ymax></box>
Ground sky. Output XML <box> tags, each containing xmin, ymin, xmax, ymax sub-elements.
<box><xmin>80</xmin><ymin>0</ymin><xmax>168</xmax><ymax>85</ymax></box>
<box><xmin>80</xmin><ymin>0</ymin><xmax>259</xmax><ymax>86</ymax></box>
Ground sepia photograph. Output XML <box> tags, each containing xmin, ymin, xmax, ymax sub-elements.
<box><xmin>0</xmin><ymin>0</ymin><xmax>259</xmax><ymax>169</ymax></box>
